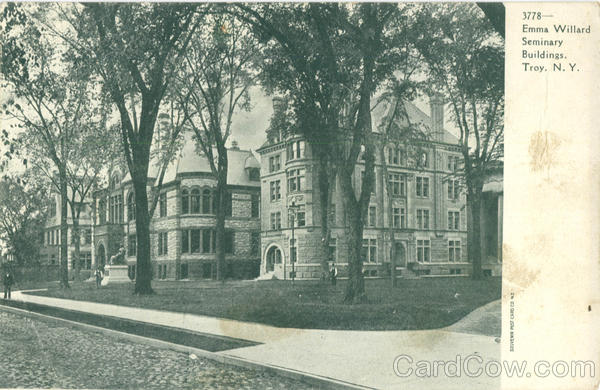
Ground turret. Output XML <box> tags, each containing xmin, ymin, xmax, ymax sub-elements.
<box><xmin>429</xmin><ymin>94</ymin><xmax>445</xmax><ymax>142</ymax></box>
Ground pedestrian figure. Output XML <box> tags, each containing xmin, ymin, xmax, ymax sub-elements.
<box><xmin>3</xmin><ymin>270</ymin><xmax>14</xmax><ymax>299</ymax></box>
<box><xmin>330</xmin><ymin>263</ymin><xmax>338</xmax><ymax>286</ymax></box>
<box><xmin>94</xmin><ymin>267</ymin><xmax>103</xmax><ymax>289</ymax></box>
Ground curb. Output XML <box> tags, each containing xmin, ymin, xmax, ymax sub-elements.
<box><xmin>0</xmin><ymin>302</ymin><xmax>374</xmax><ymax>390</ymax></box>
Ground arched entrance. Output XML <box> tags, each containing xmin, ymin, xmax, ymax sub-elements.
<box><xmin>97</xmin><ymin>244</ymin><xmax>106</xmax><ymax>269</ymax></box>
<box><xmin>265</xmin><ymin>245</ymin><xmax>282</xmax><ymax>273</ymax></box>
<box><xmin>394</xmin><ymin>242</ymin><xmax>406</xmax><ymax>268</ymax></box>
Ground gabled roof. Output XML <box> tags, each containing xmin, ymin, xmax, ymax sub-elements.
<box><xmin>258</xmin><ymin>98</ymin><xmax>459</xmax><ymax>151</ymax></box>
<box><xmin>258</xmin><ymin>135</ymin><xmax>281</xmax><ymax>151</ymax></box>
<box><xmin>373</xmin><ymin>99</ymin><xmax>459</xmax><ymax>145</ymax></box>
<box><xmin>244</xmin><ymin>155</ymin><xmax>261</xmax><ymax>169</ymax></box>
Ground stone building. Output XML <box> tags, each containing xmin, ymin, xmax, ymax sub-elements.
<box><xmin>92</xmin><ymin>137</ymin><xmax>261</xmax><ymax>280</ymax></box>
<box><xmin>40</xmin><ymin>192</ymin><xmax>93</xmax><ymax>273</ymax></box>
<box><xmin>481</xmin><ymin>164</ymin><xmax>503</xmax><ymax>276</ymax></box>
<box><xmin>257</xmin><ymin>97</ymin><xmax>469</xmax><ymax>279</ymax></box>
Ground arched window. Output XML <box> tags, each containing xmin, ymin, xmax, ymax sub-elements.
<box><xmin>202</xmin><ymin>189</ymin><xmax>212</xmax><ymax>214</ymax></box>
<box><xmin>127</xmin><ymin>192</ymin><xmax>135</xmax><ymax>221</ymax></box>
<box><xmin>109</xmin><ymin>196</ymin><xmax>115</xmax><ymax>223</ymax></box>
<box><xmin>116</xmin><ymin>194</ymin><xmax>123</xmax><ymax>223</ymax></box>
<box><xmin>99</xmin><ymin>199</ymin><xmax>106</xmax><ymax>224</ymax></box>
<box><xmin>191</xmin><ymin>189</ymin><xmax>200</xmax><ymax>214</ymax></box>
<box><xmin>387</xmin><ymin>145</ymin><xmax>400</xmax><ymax>165</ymax></box>
<box><xmin>181</xmin><ymin>189</ymin><xmax>189</xmax><ymax>214</ymax></box>
<box><xmin>111</xmin><ymin>174</ymin><xmax>120</xmax><ymax>190</ymax></box>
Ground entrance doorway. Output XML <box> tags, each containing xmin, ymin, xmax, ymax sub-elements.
<box><xmin>265</xmin><ymin>246</ymin><xmax>282</xmax><ymax>272</ymax></box>
<box><xmin>97</xmin><ymin>244</ymin><xmax>106</xmax><ymax>269</ymax></box>
<box><xmin>394</xmin><ymin>243</ymin><xmax>406</xmax><ymax>268</ymax></box>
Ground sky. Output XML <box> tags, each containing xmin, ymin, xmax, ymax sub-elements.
<box><xmin>229</xmin><ymin>87</ymin><xmax>460</xmax><ymax>154</ymax></box>
<box><xmin>228</xmin><ymin>87</ymin><xmax>273</xmax><ymax>152</ymax></box>
<box><xmin>0</xmin><ymin>84</ymin><xmax>458</xmax><ymax>176</ymax></box>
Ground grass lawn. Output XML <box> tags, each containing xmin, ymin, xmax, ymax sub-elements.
<box><xmin>10</xmin><ymin>279</ymin><xmax>61</xmax><ymax>291</ymax></box>
<box><xmin>27</xmin><ymin>277</ymin><xmax>501</xmax><ymax>331</ymax></box>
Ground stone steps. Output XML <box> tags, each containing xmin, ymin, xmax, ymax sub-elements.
<box><xmin>254</xmin><ymin>271</ymin><xmax>276</xmax><ymax>281</ymax></box>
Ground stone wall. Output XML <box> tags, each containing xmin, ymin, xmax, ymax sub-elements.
<box><xmin>109</xmin><ymin>177</ymin><xmax>260</xmax><ymax>280</ymax></box>
<box><xmin>258</xmin><ymin>137</ymin><xmax>471</xmax><ymax>279</ymax></box>
<box><xmin>431</xmin><ymin>236</ymin><xmax>447</xmax><ymax>262</ymax></box>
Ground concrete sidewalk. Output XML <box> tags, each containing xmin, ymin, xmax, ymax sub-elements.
<box><xmin>11</xmin><ymin>291</ymin><xmax>501</xmax><ymax>390</ymax></box>
<box><xmin>445</xmin><ymin>299</ymin><xmax>501</xmax><ymax>337</ymax></box>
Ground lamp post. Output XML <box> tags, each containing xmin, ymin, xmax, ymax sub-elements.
<box><xmin>288</xmin><ymin>201</ymin><xmax>300</xmax><ymax>283</ymax></box>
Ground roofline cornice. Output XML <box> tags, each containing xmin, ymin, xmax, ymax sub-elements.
<box><xmin>257</xmin><ymin>142</ymin><xmax>286</xmax><ymax>154</ymax></box>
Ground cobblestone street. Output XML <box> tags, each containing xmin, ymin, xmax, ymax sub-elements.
<box><xmin>0</xmin><ymin>309</ymin><xmax>311</xmax><ymax>389</ymax></box>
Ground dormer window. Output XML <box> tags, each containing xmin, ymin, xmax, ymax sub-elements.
<box><xmin>244</xmin><ymin>155</ymin><xmax>260</xmax><ymax>181</ymax></box>
<box><xmin>248</xmin><ymin>168</ymin><xmax>260</xmax><ymax>181</ymax></box>
<box><xmin>387</xmin><ymin>146</ymin><xmax>400</xmax><ymax>165</ymax></box>
<box><xmin>111</xmin><ymin>174</ymin><xmax>120</xmax><ymax>190</ymax></box>
<box><xmin>49</xmin><ymin>198</ymin><xmax>57</xmax><ymax>217</ymax></box>
<box><xmin>420</xmin><ymin>151</ymin><xmax>429</xmax><ymax>168</ymax></box>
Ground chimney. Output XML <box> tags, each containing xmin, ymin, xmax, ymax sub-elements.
<box><xmin>272</xmin><ymin>96</ymin><xmax>287</xmax><ymax>114</ymax></box>
<box><xmin>158</xmin><ymin>113</ymin><xmax>170</xmax><ymax>130</ymax></box>
<box><xmin>429</xmin><ymin>94</ymin><xmax>444</xmax><ymax>142</ymax></box>
<box><xmin>155</xmin><ymin>112</ymin><xmax>170</xmax><ymax>148</ymax></box>
<box><xmin>271</xmin><ymin>97</ymin><xmax>288</xmax><ymax>143</ymax></box>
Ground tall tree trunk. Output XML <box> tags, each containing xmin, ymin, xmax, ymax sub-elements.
<box><xmin>72</xmin><ymin>216</ymin><xmax>81</xmax><ymax>281</ymax></box>
<box><xmin>133</xmin><ymin>174</ymin><xmax>153</xmax><ymax>294</ymax></box>
<box><xmin>341</xmin><ymin>7</ymin><xmax>378</xmax><ymax>302</ymax></box>
<box><xmin>127</xmin><ymin>99</ymin><xmax>159</xmax><ymax>295</ymax></box>
<box><xmin>316</xmin><ymin>155</ymin><xmax>333</xmax><ymax>280</ymax></box>
<box><xmin>59</xmin><ymin>169</ymin><xmax>70</xmax><ymax>289</ymax></box>
<box><xmin>342</xmin><ymin>189</ymin><xmax>366</xmax><ymax>303</ymax></box>
<box><xmin>215</xmin><ymin>159</ymin><xmax>228</xmax><ymax>282</ymax></box>
<box><xmin>467</xmin><ymin>187</ymin><xmax>484</xmax><ymax>280</ymax></box>
<box><xmin>338</xmin><ymin>143</ymin><xmax>374</xmax><ymax>303</ymax></box>
<box><xmin>341</xmin><ymin>101</ymin><xmax>376</xmax><ymax>302</ymax></box>
<box><xmin>381</xmin><ymin>149</ymin><xmax>397</xmax><ymax>288</ymax></box>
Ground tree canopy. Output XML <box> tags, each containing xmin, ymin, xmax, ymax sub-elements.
<box><xmin>0</xmin><ymin>171</ymin><xmax>49</xmax><ymax>266</ymax></box>
<box><xmin>59</xmin><ymin>3</ymin><xmax>203</xmax><ymax>293</ymax></box>
<box><xmin>414</xmin><ymin>3</ymin><xmax>504</xmax><ymax>278</ymax></box>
